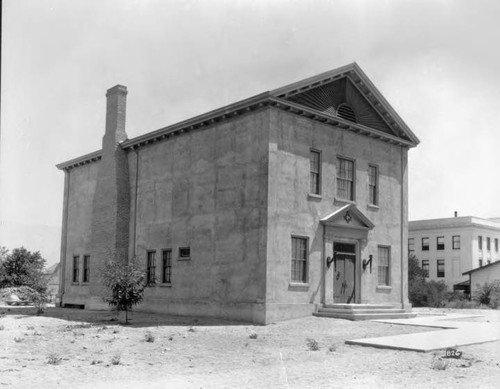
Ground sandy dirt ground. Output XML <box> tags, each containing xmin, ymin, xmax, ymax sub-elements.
<box><xmin>1</xmin><ymin>305</ymin><xmax>499</xmax><ymax>389</ymax></box>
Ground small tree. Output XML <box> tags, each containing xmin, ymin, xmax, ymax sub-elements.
<box><xmin>0</xmin><ymin>247</ymin><xmax>46</xmax><ymax>288</ymax></box>
<box><xmin>102</xmin><ymin>259</ymin><xmax>146</xmax><ymax>324</ymax></box>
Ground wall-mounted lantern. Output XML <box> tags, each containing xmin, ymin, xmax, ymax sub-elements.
<box><xmin>362</xmin><ymin>254</ymin><xmax>373</xmax><ymax>273</ymax></box>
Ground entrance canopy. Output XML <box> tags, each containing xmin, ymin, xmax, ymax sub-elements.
<box><xmin>320</xmin><ymin>204</ymin><xmax>375</xmax><ymax>230</ymax></box>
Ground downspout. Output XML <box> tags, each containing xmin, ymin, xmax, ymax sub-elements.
<box><xmin>132</xmin><ymin>148</ymin><xmax>140</xmax><ymax>259</ymax></box>
<box><xmin>322</xmin><ymin>223</ymin><xmax>326</xmax><ymax>306</ymax></box>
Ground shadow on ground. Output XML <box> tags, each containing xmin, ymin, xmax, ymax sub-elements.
<box><xmin>0</xmin><ymin>304</ymin><xmax>253</xmax><ymax>328</ymax></box>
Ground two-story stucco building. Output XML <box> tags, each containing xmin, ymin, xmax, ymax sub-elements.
<box><xmin>57</xmin><ymin>63</ymin><xmax>419</xmax><ymax>323</ymax></box>
<box><xmin>409</xmin><ymin>214</ymin><xmax>500</xmax><ymax>292</ymax></box>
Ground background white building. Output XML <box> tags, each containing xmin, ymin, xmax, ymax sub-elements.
<box><xmin>409</xmin><ymin>214</ymin><xmax>500</xmax><ymax>291</ymax></box>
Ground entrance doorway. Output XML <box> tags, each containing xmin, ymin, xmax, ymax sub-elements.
<box><xmin>333</xmin><ymin>242</ymin><xmax>356</xmax><ymax>303</ymax></box>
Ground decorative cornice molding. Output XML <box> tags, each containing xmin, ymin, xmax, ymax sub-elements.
<box><xmin>56</xmin><ymin>150</ymin><xmax>102</xmax><ymax>171</ymax></box>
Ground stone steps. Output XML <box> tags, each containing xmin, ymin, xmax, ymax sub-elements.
<box><xmin>313</xmin><ymin>304</ymin><xmax>417</xmax><ymax>321</ymax></box>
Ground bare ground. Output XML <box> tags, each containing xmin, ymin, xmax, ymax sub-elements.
<box><xmin>0</xmin><ymin>305</ymin><xmax>499</xmax><ymax>388</ymax></box>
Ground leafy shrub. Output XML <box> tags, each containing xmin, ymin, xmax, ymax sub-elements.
<box><xmin>445</xmin><ymin>299</ymin><xmax>480</xmax><ymax>309</ymax></box>
<box><xmin>409</xmin><ymin>279</ymin><xmax>449</xmax><ymax>307</ymax></box>
<box><xmin>47</xmin><ymin>352</ymin><xmax>62</xmax><ymax>365</ymax></box>
<box><xmin>473</xmin><ymin>281</ymin><xmax>500</xmax><ymax>308</ymax></box>
<box><xmin>306</xmin><ymin>338</ymin><xmax>320</xmax><ymax>351</ymax></box>
<box><xmin>110</xmin><ymin>354</ymin><xmax>121</xmax><ymax>365</ymax></box>
<box><xmin>144</xmin><ymin>331</ymin><xmax>155</xmax><ymax>343</ymax></box>
<box><xmin>328</xmin><ymin>344</ymin><xmax>337</xmax><ymax>352</ymax></box>
<box><xmin>431</xmin><ymin>357</ymin><xmax>449</xmax><ymax>370</ymax></box>
<box><xmin>249</xmin><ymin>333</ymin><xmax>258</xmax><ymax>339</ymax></box>
<box><xmin>0</xmin><ymin>286</ymin><xmax>37</xmax><ymax>301</ymax></box>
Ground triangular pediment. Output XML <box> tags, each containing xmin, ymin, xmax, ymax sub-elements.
<box><xmin>320</xmin><ymin>204</ymin><xmax>375</xmax><ymax>230</ymax></box>
<box><xmin>270</xmin><ymin>63</ymin><xmax>419</xmax><ymax>146</ymax></box>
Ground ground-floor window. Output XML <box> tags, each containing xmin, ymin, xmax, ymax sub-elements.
<box><xmin>72</xmin><ymin>255</ymin><xmax>80</xmax><ymax>283</ymax></box>
<box><xmin>437</xmin><ymin>259</ymin><xmax>445</xmax><ymax>278</ymax></box>
<box><xmin>162</xmin><ymin>249</ymin><xmax>172</xmax><ymax>284</ymax></box>
<box><xmin>83</xmin><ymin>255</ymin><xmax>90</xmax><ymax>283</ymax></box>
<box><xmin>147</xmin><ymin>251</ymin><xmax>156</xmax><ymax>285</ymax></box>
<box><xmin>291</xmin><ymin>236</ymin><xmax>308</xmax><ymax>283</ymax></box>
<box><xmin>377</xmin><ymin>246</ymin><xmax>391</xmax><ymax>286</ymax></box>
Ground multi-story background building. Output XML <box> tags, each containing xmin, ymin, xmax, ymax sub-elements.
<box><xmin>409</xmin><ymin>214</ymin><xmax>500</xmax><ymax>291</ymax></box>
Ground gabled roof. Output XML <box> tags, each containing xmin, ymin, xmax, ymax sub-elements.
<box><xmin>463</xmin><ymin>260</ymin><xmax>500</xmax><ymax>276</ymax></box>
<box><xmin>57</xmin><ymin>63</ymin><xmax>419</xmax><ymax>171</ymax></box>
<box><xmin>320</xmin><ymin>204</ymin><xmax>375</xmax><ymax>230</ymax></box>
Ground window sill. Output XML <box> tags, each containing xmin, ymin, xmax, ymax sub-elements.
<box><xmin>288</xmin><ymin>283</ymin><xmax>309</xmax><ymax>291</ymax></box>
<box><xmin>334</xmin><ymin>198</ymin><xmax>356</xmax><ymax>206</ymax></box>
<box><xmin>159</xmin><ymin>283</ymin><xmax>172</xmax><ymax>288</ymax></box>
<box><xmin>72</xmin><ymin>282</ymin><xmax>80</xmax><ymax>285</ymax></box>
<box><xmin>367</xmin><ymin>204</ymin><xmax>379</xmax><ymax>210</ymax></box>
<box><xmin>376</xmin><ymin>285</ymin><xmax>392</xmax><ymax>292</ymax></box>
<box><xmin>81</xmin><ymin>282</ymin><xmax>89</xmax><ymax>286</ymax></box>
<box><xmin>178</xmin><ymin>258</ymin><xmax>191</xmax><ymax>261</ymax></box>
<box><xmin>307</xmin><ymin>193</ymin><xmax>322</xmax><ymax>201</ymax></box>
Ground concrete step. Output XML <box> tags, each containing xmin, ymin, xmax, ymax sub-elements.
<box><xmin>313</xmin><ymin>311</ymin><xmax>417</xmax><ymax>321</ymax></box>
<box><xmin>324</xmin><ymin>303</ymin><xmax>397</xmax><ymax>310</ymax></box>
<box><xmin>318</xmin><ymin>308</ymin><xmax>406</xmax><ymax>314</ymax></box>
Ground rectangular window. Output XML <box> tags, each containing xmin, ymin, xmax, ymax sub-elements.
<box><xmin>162</xmin><ymin>249</ymin><xmax>172</xmax><ymax>284</ymax></box>
<box><xmin>421</xmin><ymin>260</ymin><xmax>429</xmax><ymax>277</ymax></box>
<box><xmin>377</xmin><ymin>246</ymin><xmax>391</xmax><ymax>286</ymax></box>
<box><xmin>72</xmin><ymin>256</ymin><xmax>80</xmax><ymax>283</ymax></box>
<box><xmin>495</xmin><ymin>239</ymin><xmax>499</xmax><ymax>252</ymax></box>
<box><xmin>368</xmin><ymin>165</ymin><xmax>378</xmax><ymax>205</ymax></box>
<box><xmin>147</xmin><ymin>251</ymin><xmax>156</xmax><ymax>285</ymax></box>
<box><xmin>408</xmin><ymin>238</ymin><xmax>415</xmax><ymax>254</ymax></box>
<box><xmin>291</xmin><ymin>237</ymin><xmax>307</xmax><ymax>283</ymax></box>
<box><xmin>422</xmin><ymin>237</ymin><xmax>429</xmax><ymax>251</ymax></box>
<box><xmin>83</xmin><ymin>255</ymin><xmax>90</xmax><ymax>283</ymax></box>
<box><xmin>487</xmin><ymin>237</ymin><xmax>491</xmax><ymax>251</ymax></box>
<box><xmin>452</xmin><ymin>235</ymin><xmax>460</xmax><ymax>250</ymax></box>
<box><xmin>179</xmin><ymin>247</ymin><xmax>191</xmax><ymax>260</ymax></box>
<box><xmin>479</xmin><ymin>236</ymin><xmax>483</xmax><ymax>250</ymax></box>
<box><xmin>336</xmin><ymin>158</ymin><xmax>355</xmax><ymax>201</ymax></box>
<box><xmin>309</xmin><ymin>150</ymin><xmax>321</xmax><ymax>195</ymax></box>
<box><xmin>437</xmin><ymin>259</ymin><xmax>445</xmax><ymax>278</ymax></box>
<box><xmin>479</xmin><ymin>258</ymin><xmax>483</xmax><ymax>267</ymax></box>
<box><xmin>437</xmin><ymin>236</ymin><xmax>445</xmax><ymax>250</ymax></box>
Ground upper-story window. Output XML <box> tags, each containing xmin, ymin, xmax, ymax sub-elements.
<box><xmin>452</xmin><ymin>235</ymin><xmax>460</xmax><ymax>250</ymax></box>
<box><xmin>437</xmin><ymin>236</ymin><xmax>445</xmax><ymax>250</ymax></box>
<box><xmin>72</xmin><ymin>255</ymin><xmax>80</xmax><ymax>283</ymax></box>
<box><xmin>336</xmin><ymin>157</ymin><xmax>355</xmax><ymax>201</ymax></box>
<box><xmin>479</xmin><ymin>236</ymin><xmax>483</xmax><ymax>250</ymax></box>
<box><xmin>437</xmin><ymin>259</ymin><xmax>445</xmax><ymax>278</ymax></box>
<box><xmin>146</xmin><ymin>251</ymin><xmax>156</xmax><ymax>285</ymax></box>
<box><xmin>83</xmin><ymin>255</ymin><xmax>90</xmax><ymax>283</ymax></box>
<box><xmin>408</xmin><ymin>238</ymin><xmax>415</xmax><ymax>254</ymax></box>
<box><xmin>422</xmin><ymin>237</ymin><xmax>429</xmax><ymax>251</ymax></box>
<box><xmin>495</xmin><ymin>239</ymin><xmax>499</xmax><ymax>252</ymax></box>
<box><xmin>309</xmin><ymin>150</ymin><xmax>321</xmax><ymax>195</ymax></box>
<box><xmin>487</xmin><ymin>237</ymin><xmax>491</xmax><ymax>251</ymax></box>
<box><xmin>368</xmin><ymin>165</ymin><xmax>378</xmax><ymax>206</ymax></box>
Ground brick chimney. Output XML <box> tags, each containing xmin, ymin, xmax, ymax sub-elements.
<box><xmin>88</xmin><ymin>85</ymin><xmax>131</xmax><ymax>308</ymax></box>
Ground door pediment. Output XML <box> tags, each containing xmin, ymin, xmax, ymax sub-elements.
<box><xmin>320</xmin><ymin>204</ymin><xmax>375</xmax><ymax>230</ymax></box>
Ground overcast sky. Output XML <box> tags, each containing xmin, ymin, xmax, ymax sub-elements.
<box><xmin>2</xmin><ymin>0</ymin><xmax>500</xmax><ymax>263</ymax></box>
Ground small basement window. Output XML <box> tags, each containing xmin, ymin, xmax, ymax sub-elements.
<box><xmin>336</xmin><ymin>103</ymin><xmax>357</xmax><ymax>123</ymax></box>
<box><xmin>179</xmin><ymin>247</ymin><xmax>191</xmax><ymax>260</ymax></box>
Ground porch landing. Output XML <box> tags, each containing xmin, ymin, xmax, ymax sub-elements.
<box><xmin>313</xmin><ymin>303</ymin><xmax>417</xmax><ymax>321</ymax></box>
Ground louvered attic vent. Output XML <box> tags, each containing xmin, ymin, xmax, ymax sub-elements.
<box><xmin>336</xmin><ymin>103</ymin><xmax>356</xmax><ymax>123</ymax></box>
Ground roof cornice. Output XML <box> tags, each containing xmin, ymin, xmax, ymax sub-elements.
<box><xmin>56</xmin><ymin>149</ymin><xmax>102</xmax><ymax>171</ymax></box>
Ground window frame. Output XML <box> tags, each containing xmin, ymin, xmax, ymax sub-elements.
<box><xmin>309</xmin><ymin>149</ymin><xmax>321</xmax><ymax>196</ymax></box>
<box><xmin>146</xmin><ymin>250</ymin><xmax>156</xmax><ymax>285</ymax></box>
<box><xmin>436</xmin><ymin>236</ymin><xmax>445</xmax><ymax>251</ymax></box>
<box><xmin>478</xmin><ymin>236</ymin><xmax>483</xmax><ymax>250</ymax></box>
<box><xmin>421</xmin><ymin>259</ymin><xmax>429</xmax><ymax>278</ymax></box>
<box><xmin>495</xmin><ymin>238</ymin><xmax>499</xmax><ymax>252</ymax></box>
<box><xmin>161</xmin><ymin>249</ymin><xmax>172</xmax><ymax>284</ymax></box>
<box><xmin>72</xmin><ymin>255</ymin><xmax>80</xmax><ymax>284</ymax></box>
<box><xmin>377</xmin><ymin>245</ymin><xmax>391</xmax><ymax>286</ymax></box>
<box><xmin>421</xmin><ymin>237</ymin><xmax>429</xmax><ymax>251</ymax></box>
<box><xmin>487</xmin><ymin>237</ymin><xmax>491</xmax><ymax>251</ymax></box>
<box><xmin>178</xmin><ymin>247</ymin><xmax>191</xmax><ymax>261</ymax></box>
<box><xmin>368</xmin><ymin>164</ymin><xmax>379</xmax><ymax>206</ymax></box>
<box><xmin>479</xmin><ymin>258</ymin><xmax>483</xmax><ymax>267</ymax></box>
<box><xmin>408</xmin><ymin>238</ymin><xmax>415</xmax><ymax>254</ymax></box>
<box><xmin>452</xmin><ymin>235</ymin><xmax>460</xmax><ymax>250</ymax></box>
<box><xmin>82</xmin><ymin>255</ymin><xmax>90</xmax><ymax>284</ymax></box>
<box><xmin>336</xmin><ymin>156</ymin><xmax>356</xmax><ymax>202</ymax></box>
<box><xmin>437</xmin><ymin>259</ymin><xmax>445</xmax><ymax>278</ymax></box>
<box><xmin>291</xmin><ymin>236</ymin><xmax>308</xmax><ymax>284</ymax></box>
